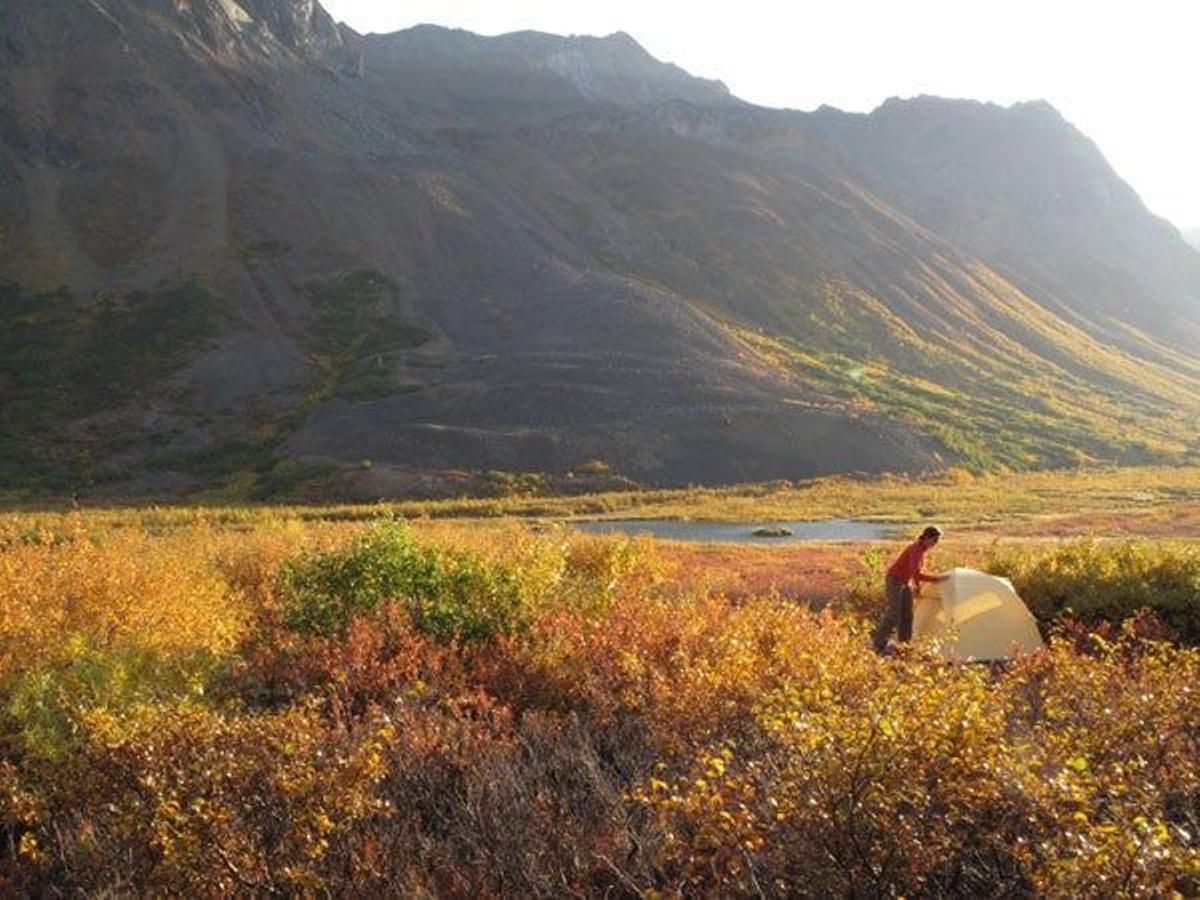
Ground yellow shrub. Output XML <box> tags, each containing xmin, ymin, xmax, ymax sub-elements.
<box><xmin>0</xmin><ymin>523</ymin><xmax>246</xmax><ymax>679</ymax></box>
<box><xmin>641</xmin><ymin>634</ymin><xmax>1200</xmax><ymax>897</ymax></box>
<box><xmin>43</xmin><ymin>702</ymin><xmax>393</xmax><ymax>895</ymax></box>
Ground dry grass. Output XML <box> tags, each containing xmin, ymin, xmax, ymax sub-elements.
<box><xmin>7</xmin><ymin>465</ymin><xmax>1200</xmax><ymax>533</ymax></box>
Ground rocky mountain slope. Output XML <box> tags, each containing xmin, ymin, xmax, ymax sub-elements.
<box><xmin>1</xmin><ymin>0</ymin><xmax>1197</xmax><ymax>499</ymax></box>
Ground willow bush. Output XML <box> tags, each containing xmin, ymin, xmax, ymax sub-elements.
<box><xmin>989</xmin><ymin>538</ymin><xmax>1200</xmax><ymax>643</ymax></box>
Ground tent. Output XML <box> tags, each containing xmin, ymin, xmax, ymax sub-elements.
<box><xmin>912</xmin><ymin>567</ymin><xmax>1044</xmax><ymax>661</ymax></box>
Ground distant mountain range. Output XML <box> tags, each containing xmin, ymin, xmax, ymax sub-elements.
<box><xmin>1</xmin><ymin>0</ymin><xmax>1197</xmax><ymax>499</ymax></box>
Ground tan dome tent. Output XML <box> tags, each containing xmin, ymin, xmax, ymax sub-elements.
<box><xmin>912</xmin><ymin>568</ymin><xmax>1044</xmax><ymax>661</ymax></box>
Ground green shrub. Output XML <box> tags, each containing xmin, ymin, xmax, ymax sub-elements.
<box><xmin>485</xmin><ymin>470</ymin><xmax>547</xmax><ymax>497</ymax></box>
<box><xmin>3</xmin><ymin>642</ymin><xmax>218</xmax><ymax>760</ymax></box>
<box><xmin>305</xmin><ymin>271</ymin><xmax>431</xmax><ymax>382</ymax></box>
<box><xmin>279</xmin><ymin>522</ymin><xmax>526</xmax><ymax>642</ymax></box>
<box><xmin>0</xmin><ymin>278</ymin><xmax>227</xmax><ymax>489</ymax></box>
<box><xmin>988</xmin><ymin>539</ymin><xmax>1200</xmax><ymax>642</ymax></box>
<box><xmin>843</xmin><ymin>545</ymin><xmax>887</xmax><ymax>616</ymax></box>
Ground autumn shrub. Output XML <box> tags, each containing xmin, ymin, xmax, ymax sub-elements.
<box><xmin>278</xmin><ymin>520</ymin><xmax>524</xmax><ymax>640</ymax></box>
<box><xmin>278</xmin><ymin>521</ymin><xmax>655</xmax><ymax>643</ymax></box>
<box><xmin>562</xmin><ymin>530</ymin><xmax>666</xmax><ymax>610</ymax></box>
<box><xmin>1003</xmin><ymin>629</ymin><xmax>1200</xmax><ymax>896</ymax></box>
<box><xmin>989</xmin><ymin>538</ymin><xmax>1200</xmax><ymax>642</ymax></box>
<box><xmin>0</xmin><ymin>523</ymin><xmax>245</xmax><ymax>679</ymax></box>
<box><xmin>210</xmin><ymin>519</ymin><xmax>332</xmax><ymax>614</ymax></box>
<box><xmin>0</xmin><ymin>523</ymin><xmax>248</xmax><ymax>758</ymax></box>
<box><xmin>3</xmin><ymin>510</ymin><xmax>1199</xmax><ymax>896</ymax></box>
<box><xmin>6</xmin><ymin>633</ymin><xmax>640</xmax><ymax>896</ymax></box>
<box><xmin>3</xmin><ymin>642</ymin><xmax>220</xmax><ymax>760</ymax></box>
<box><xmin>8</xmin><ymin>702</ymin><xmax>394</xmax><ymax>895</ymax></box>
<box><xmin>358</xmin><ymin>698</ymin><xmax>638</xmax><ymax>895</ymax></box>
<box><xmin>475</xmin><ymin>596</ymin><xmax>871</xmax><ymax>768</ymax></box>
<box><xmin>390</xmin><ymin>521</ymin><xmax>664</xmax><ymax>614</ymax></box>
<box><xmin>639</xmin><ymin>627</ymin><xmax>1200</xmax><ymax>898</ymax></box>
<box><xmin>216</xmin><ymin>605</ymin><xmax>468</xmax><ymax>718</ymax></box>
<box><xmin>843</xmin><ymin>544</ymin><xmax>888</xmax><ymax>616</ymax></box>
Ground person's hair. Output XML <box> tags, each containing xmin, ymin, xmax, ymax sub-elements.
<box><xmin>920</xmin><ymin>525</ymin><xmax>943</xmax><ymax>541</ymax></box>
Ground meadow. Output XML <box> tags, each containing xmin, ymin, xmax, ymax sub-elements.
<box><xmin>1</xmin><ymin>468</ymin><xmax>1198</xmax><ymax>895</ymax></box>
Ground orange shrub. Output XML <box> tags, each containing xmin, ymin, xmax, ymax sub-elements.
<box><xmin>480</xmin><ymin>595</ymin><xmax>871</xmax><ymax>760</ymax></box>
<box><xmin>217</xmin><ymin>605</ymin><xmax>467</xmax><ymax>719</ymax></box>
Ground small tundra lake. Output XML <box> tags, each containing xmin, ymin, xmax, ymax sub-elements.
<box><xmin>571</xmin><ymin>518</ymin><xmax>899</xmax><ymax>544</ymax></box>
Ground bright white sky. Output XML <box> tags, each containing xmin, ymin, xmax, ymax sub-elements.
<box><xmin>322</xmin><ymin>0</ymin><xmax>1199</xmax><ymax>231</ymax></box>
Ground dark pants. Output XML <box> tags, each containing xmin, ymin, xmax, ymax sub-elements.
<box><xmin>872</xmin><ymin>576</ymin><xmax>913</xmax><ymax>652</ymax></box>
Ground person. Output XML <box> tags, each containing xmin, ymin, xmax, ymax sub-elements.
<box><xmin>872</xmin><ymin>525</ymin><xmax>949</xmax><ymax>654</ymax></box>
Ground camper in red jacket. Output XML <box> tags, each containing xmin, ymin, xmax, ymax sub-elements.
<box><xmin>872</xmin><ymin>525</ymin><xmax>949</xmax><ymax>653</ymax></box>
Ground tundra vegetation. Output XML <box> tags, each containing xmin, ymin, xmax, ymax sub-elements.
<box><xmin>1</xmin><ymin>470</ymin><xmax>1197</xmax><ymax>895</ymax></box>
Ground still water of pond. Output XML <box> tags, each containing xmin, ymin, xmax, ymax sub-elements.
<box><xmin>571</xmin><ymin>519</ymin><xmax>899</xmax><ymax>544</ymax></box>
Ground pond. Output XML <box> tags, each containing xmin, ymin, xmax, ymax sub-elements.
<box><xmin>571</xmin><ymin>518</ymin><xmax>900</xmax><ymax>544</ymax></box>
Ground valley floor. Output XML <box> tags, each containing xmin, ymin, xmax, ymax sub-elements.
<box><xmin>2</xmin><ymin>467</ymin><xmax>1197</xmax><ymax>895</ymax></box>
<box><xmin>9</xmin><ymin>462</ymin><xmax>1200</xmax><ymax>527</ymax></box>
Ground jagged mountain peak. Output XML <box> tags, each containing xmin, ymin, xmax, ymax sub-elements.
<box><xmin>68</xmin><ymin>0</ymin><xmax>351</xmax><ymax>60</ymax></box>
<box><xmin>872</xmin><ymin>94</ymin><xmax>1064</xmax><ymax>121</ymax></box>
<box><xmin>231</xmin><ymin>0</ymin><xmax>343</xmax><ymax>52</ymax></box>
<box><xmin>536</xmin><ymin>32</ymin><xmax>730</xmax><ymax>106</ymax></box>
<box><xmin>371</xmin><ymin>22</ymin><xmax>731</xmax><ymax>108</ymax></box>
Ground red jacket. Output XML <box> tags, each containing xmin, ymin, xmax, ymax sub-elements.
<box><xmin>887</xmin><ymin>541</ymin><xmax>939</xmax><ymax>584</ymax></box>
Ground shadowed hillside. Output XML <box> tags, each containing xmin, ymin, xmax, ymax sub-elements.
<box><xmin>1</xmin><ymin>0</ymin><xmax>1197</xmax><ymax>498</ymax></box>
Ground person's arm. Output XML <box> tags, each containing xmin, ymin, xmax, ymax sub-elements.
<box><xmin>913</xmin><ymin>569</ymin><xmax>946</xmax><ymax>598</ymax></box>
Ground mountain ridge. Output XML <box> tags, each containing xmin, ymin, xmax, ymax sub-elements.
<box><xmin>0</xmin><ymin>0</ymin><xmax>1197</xmax><ymax>499</ymax></box>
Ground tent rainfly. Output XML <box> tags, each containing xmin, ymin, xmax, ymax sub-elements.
<box><xmin>913</xmin><ymin>567</ymin><xmax>1044</xmax><ymax>662</ymax></box>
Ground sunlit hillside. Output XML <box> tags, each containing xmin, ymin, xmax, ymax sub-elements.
<box><xmin>2</xmin><ymin>0</ymin><xmax>1198</xmax><ymax>500</ymax></box>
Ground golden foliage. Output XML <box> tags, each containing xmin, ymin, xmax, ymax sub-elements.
<box><xmin>0</xmin><ymin>508</ymin><xmax>1196</xmax><ymax>895</ymax></box>
<box><xmin>0</xmin><ymin>519</ymin><xmax>246</xmax><ymax>678</ymax></box>
<box><xmin>641</xmin><ymin>626</ymin><xmax>1198</xmax><ymax>896</ymax></box>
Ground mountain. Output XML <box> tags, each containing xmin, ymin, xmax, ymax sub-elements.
<box><xmin>1187</xmin><ymin>228</ymin><xmax>1200</xmax><ymax>251</ymax></box>
<box><xmin>1</xmin><ymin>0</ymin><xmax>1197</xmax><ymax>499</ymax></box>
